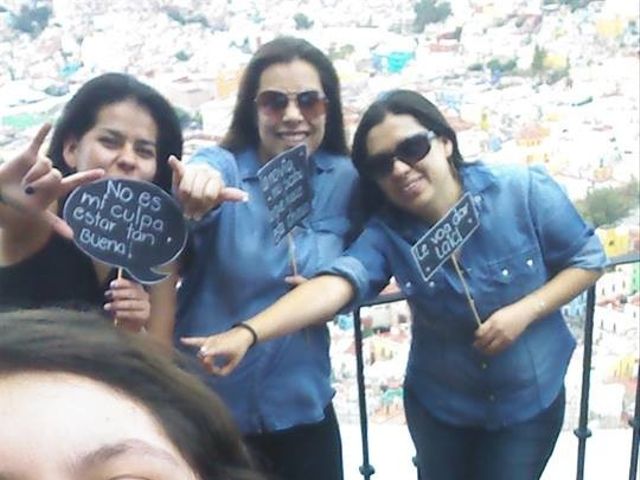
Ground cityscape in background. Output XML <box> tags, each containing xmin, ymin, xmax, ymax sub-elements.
<box><xmin>1</xmin><ymin>0</ymin><xmax>638</xmax><ymax>478</ymax></box>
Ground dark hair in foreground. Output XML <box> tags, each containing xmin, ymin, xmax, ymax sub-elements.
<box><xmin>47</xmin><ymin>73</ymin><xmax>183</xmax><ymax>193</ymax></box>
<box><xmin>0</xmin><ymin>309</ymin><xmax>264</xmax><ymax>480</ymax></box>
<box><xmin>351</xmin><ymin>89</ymin><xmax>465</xmax><ymax>215</ymax></box>
<box><xmin>222</xmin><ymin>36</ymin><xmax>348</xmax><ymax>156</ymax></box>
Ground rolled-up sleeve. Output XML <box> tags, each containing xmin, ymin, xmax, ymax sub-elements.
<box><xmin>528</xmin><ymin>165</ymin><xmax>607</xmax><ymax>272</ymax></box>
<box><xmin>318</xmin><ymin>223</ymin><xmax>392</xmax><ymax>310</ymax></box>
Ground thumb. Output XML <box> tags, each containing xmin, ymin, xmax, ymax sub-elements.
<box><xmin>219</xmin><ymin>187</ymin><xmax>249</xmax><ymax>203</ymax></box>
<box><xmin>474</xmin><ymin>321</ymin><xmax>489</xmax><ymax>338</ymax></box>
<box><xmin>59</xmin><ymin>168</ymin><xmax>105</xmax><ymax>197</ymax></box>
<box><xmin>169</xmin><ymin>156</ymin><xmax>184</xmax><ymax>189</ymax></box>
<box><xmin>43</xmin><ymin>210</ymin><xmax>74</xmax><ymax>239</ymax></box>
<box><xmin>216</xmin><ymin>358</ymin><xmax>241</xmax><ymax>376</ymax></box>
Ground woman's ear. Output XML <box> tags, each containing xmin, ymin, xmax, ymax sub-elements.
<box><xmin>62</xmin><ymin>138</ymin><xmax>79</xmax><ymax>170</ymax></box>
<box><xmin>443</xmin><ymin>137</ymin><xmax>453</xmax><ymax>159</ymax></box>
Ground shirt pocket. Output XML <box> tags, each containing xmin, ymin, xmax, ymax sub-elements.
<box><xmin>477</xmin><ymin>248</ymin><xmax>545</xmax><ymax>314</ymax></box>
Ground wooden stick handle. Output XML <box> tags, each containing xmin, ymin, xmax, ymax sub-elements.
<box><xmin>113</xmin><ymin>268</ymin><xmax>123</xmax><ymax>327</ymax></box>
<box><xmin>287</xmin><ymin>233</ymin><xmax>298</xmax><ymax>277</ymax></box>
<box><xmin>451</xmin><ymin>253</ymin><xmax>482</xmax><ymax>326</ymax></box>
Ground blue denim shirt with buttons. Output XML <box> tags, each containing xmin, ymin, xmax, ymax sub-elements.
<box><xmin>175</xmin><ymin>146</ymin><xmax>360</xmax><ymax>434</ymax></box>
<box><xmin>322</xmin><ymin>162</ymin><xmax>607</xmax><ymax>429</ymax></box>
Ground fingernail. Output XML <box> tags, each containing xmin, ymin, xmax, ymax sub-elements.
<box><xmin>110</xmin><ymin>280</ymin><xmax>118</xmax><ymax>288</ymax></box>
<box><xmin>24</xmin><ymin>185</ymin><xmax>35</xmax><ymax>195</ymax></box>
<box><xmin>104</xmin><ymin>303</ymin><xmax>112</xmax><ymax>311</ymax></box>
<box><xmin>104</xmin><ymin>290</ymin><xmax>113</xmax><ymax>299</ymax></box>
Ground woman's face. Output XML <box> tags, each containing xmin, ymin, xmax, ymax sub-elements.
<box><xmin>63</xmin><ymin>100</ymin><xmax>158</xmax><ymax>182</ymax></box>
<box><xmin>256</xmin><ymin>59</ymin><xmax>327</xmax><ymax>163</ymax></box>
<box><xmin>365</xmin><ymin>113</ymin><xmax>460</xmax><ymax>220</ymax></box>
<box><xmin>0</xmin><ymin>372</ymin><xmax>199</xmax><ymax>480</ymax></box>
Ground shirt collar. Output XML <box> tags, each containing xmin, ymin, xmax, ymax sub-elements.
<box><xmin>459</xmin><ymin>161</ymin><xmax>496</xmax><ymax>194</ymax></box>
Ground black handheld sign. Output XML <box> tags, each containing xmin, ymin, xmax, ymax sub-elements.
<box><xmin>257</xmin><ymin>144</ymin><xmax>312</xmax><ymax>244</ymax></box>
<box><xmin>411</xmin><ymin>192</ymin><xmax>479</xmax><ymax>282</ymax></box>
<box><xmin>63</xmin><ymin>178</ymin><xmax>187</xmax><ymax>284</ymax></box>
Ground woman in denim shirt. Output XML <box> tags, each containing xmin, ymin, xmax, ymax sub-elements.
<box><xmin>193</xmin><ymin>90</ymin><xmax>607</xmax><ymax>480</ymax></box>
<box><xmin>165</xmin><ymin>38</ymin><xmax>360</xmax><ymax>480</ymax></box>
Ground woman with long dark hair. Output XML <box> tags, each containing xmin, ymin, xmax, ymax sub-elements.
<box><xmin>190</xmin><ymin>90</ymin><xmax>607</xmax><ymax>480</ymax></box>
<box><xmin>168</xmin><ymin>36</ymin><xmax>360</xmax><ymax>480</ymax></box>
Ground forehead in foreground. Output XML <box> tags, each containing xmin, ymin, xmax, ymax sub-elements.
<box><xmin>0</xmin><ymin>372</ymin><xmax>197</xmax><ymax>480</ymax></box>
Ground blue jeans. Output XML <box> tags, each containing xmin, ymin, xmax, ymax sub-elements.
<box><xmin>404</xmin><ymin>387</ymin><xmax>565</xmax><ymax>480</ymax></box>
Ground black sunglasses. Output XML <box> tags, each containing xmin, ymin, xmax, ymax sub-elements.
<box><xmin>365</xmin><ymin>131</ymin><xmax>437</xmax><ymax>179</ymax></box>
<box><xmin>255</xmin><ymin>89</ymin><xmax>328</xmax><ymax>121</ymax></box>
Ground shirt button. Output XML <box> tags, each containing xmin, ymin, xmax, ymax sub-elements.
<box><xmin>481</xmin><ymin>362</ymin><xmax>488</xmax><ymax>370</ymax></box>
<box><xmin>405</xmin><ymin>281</ymin><xmax>412</xmax><ymax>289</ymax></box>
<box><xmin>501</xmin><ymin>268</ymin><xmax>509</xmax><ymax>276</ymax></box>
<box><xmin>488</xmin><ymin>394</ymin><xmax>496</xmax><ymax>402</ymax></box>
<box><xmin>428</xmin><ymin>281</ymin><xmax>435</xmax><ymax>288</ymax></box>
<box><xmin>474</xmin><ymin>195</ymin><xmax>482</xmax><ymax>204</ymax></box>
<box><xmin>526</xmin><ymin>258</ymin><xmax>534</xmax><ymax>267</ymax></box>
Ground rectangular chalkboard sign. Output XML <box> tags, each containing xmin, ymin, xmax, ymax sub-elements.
<box><xmin>411</xmin><ymin>192</ymin><xmax>479</xmax><ymax>282</ymax></box>
<box><xmin>257</xmin><ymin>144</ymin><xmax>311</xmax><ymax>244</ymax></box>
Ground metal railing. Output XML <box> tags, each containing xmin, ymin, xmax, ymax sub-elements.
<box><xmin>350</xmin><ymin>254</ymin><xmax>640</xmax><ymax>480</ymax></box>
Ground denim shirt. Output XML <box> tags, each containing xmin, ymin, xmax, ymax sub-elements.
<box><xmin>323</xmin><ymin>162</ymin><xmax>607</xmax><ymax>429</ymax></box>
<box><xmin>175</xmin><ymin>146</ymin><xmax>360</xmax><ymax>434</ymax></box>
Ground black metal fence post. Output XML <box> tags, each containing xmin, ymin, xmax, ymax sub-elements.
<box><xmin>353</xmin><ymin>306</ymin><xmax>375</xmax><ymax>479</ymax></box>
<box><xmin>574</xmin><ymin>285</ymin><xmax>596</xmax><ymax>480</ymax></box>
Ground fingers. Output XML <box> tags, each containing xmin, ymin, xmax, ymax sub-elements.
<box><xmin>173</xmin><ymin>163</ymin><xmax>248</xmax><ymax>220</ymax></box>
<box><xmin>27</xmin><ymin>123</ymin><xmax>52</xmax><ymax>156</ymax></box>
<box><xmin>473</xmin><ymin>323</ymin><xmax>493</xmax><ymax>351</ymax></box>
<box><xmin>59</xmin><ymin>168</ymin><xmax>104</xmax><ymax>196</ymax></box>
<box><xmin>21</xmin><ymin>157</ymin><xmax>53</xmax><ymax>188</ymax></box>
<box><xmin>175</xmin><ymin>165</ymin><xmax>223</xmax><ymax>220</ymax></box>
<box><xmin>180</xmin><ymin>336</ymin><xmax>207</xmax><ymax>347</ymax></box>
<box><xmin>104</xmin><ymin>280</ymin><xmax>150</xmax><ymax>331</ymax></box>
<box><xmin>284</xmin><ymin>275</ymin><xmax>308</xmax><ymax>287</ymax></box>
<box><xmin>219</xmin><ymin>187</ymin><xmax>249</xmax><ymax>203</ymax></box>
<box><xmin>473</xmin><ymin>322</ymin><xmax>509</xmax><ymax>355</ymax></box>
<box><xmin>180</xmin><ymin>336</ymin><xmax>240</xmax><ymax>376</ymax></box>
<box><xmin>169</xmin><ymin>155</ymin><xmax>184</xmax><ymax>190</ymax></box>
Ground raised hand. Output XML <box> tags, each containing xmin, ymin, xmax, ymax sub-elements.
<box><xmin>169</xmin><ymin>156</ymin><xmax>248</xmax><ymax>220</ymax></box>
<box><xmin>104</xmin><ymin>278</ymin><xmax>151</xmax><ymax>333</ymax></box>
<box><xmin>0</xmin><ymin>124</ymin><xmax>104</xmax><ymax>238</ymax></box>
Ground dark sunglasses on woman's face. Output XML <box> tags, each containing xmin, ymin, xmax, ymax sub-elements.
<box><xmin>366</xmin><ymin>131</ymin><xmax>437</xmax><ymax>179</ymax></box>
<box><xmin>255</xmin><ymin>90</ymin><xmax>328</xmax><ymax>122</ymax></box>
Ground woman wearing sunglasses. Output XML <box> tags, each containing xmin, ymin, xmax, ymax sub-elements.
<box><xmin>170</xmin><ymin>37</ymin><xmax>359</xmax><ymax>480</ymax></box>
<box><xmin>190</xmin><ymin>90</ymin><xmax>607</xmax><ymax>480</ymax></box>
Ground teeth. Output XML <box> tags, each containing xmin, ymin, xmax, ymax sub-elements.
<box><xmin>280</xmin><ymin>132</ymin><xmax>307</xmax><ymax>142</ymax></box>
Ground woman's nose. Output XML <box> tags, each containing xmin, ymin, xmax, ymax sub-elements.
<box><xmin>115</xmin><ymin>144</ymin><xmax>137</xmax><ymax>168</ymax></box>
<box><xmin>281</xmin><ymin>97</ymin><xmax>304</xmax><ymax>122</ymax></box>
<box><xmin>389</xmin><ymin>158</ymin><xmax>412</xmax><ymax>177</ymax></box>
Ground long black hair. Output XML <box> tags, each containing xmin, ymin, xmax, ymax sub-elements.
<box><xmin>47</xmin><ymin>73</ymin><xmax>183</xmax><ymax>193</ymax></box>
<box><xmin>222</xmin><ymin>36</ymin><xmax>348</xmax><ymax>156</ymax></box>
